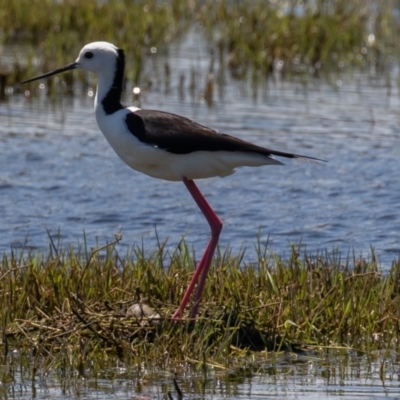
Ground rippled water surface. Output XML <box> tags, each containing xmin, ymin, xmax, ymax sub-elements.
<box><xmin>3</xmin><ymin>350</ymin><xmax>400</xmax><ymax>399</ymax></box>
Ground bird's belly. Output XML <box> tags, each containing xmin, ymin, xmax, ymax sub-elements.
<box><xmin>100</xmin><ymin>131</ymin><xmax>178</xmax><ymax>180</ymax></box>
<box><xmin>111</xmin><ymin>143</ymin><xmax>277</xmax><ymax>181</ymax></box>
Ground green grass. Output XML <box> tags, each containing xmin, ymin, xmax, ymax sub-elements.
<box><xmin>0</xmin><ymin>0</ymin><xmax>191</xmax><ymax>93</ymax></box>
<box><xmin>196</xmin><ymin>0</ymin><xmax>400</xmax><ymax>80</ymax></box>
<box><xmin>1</xmin><ymin>235</ymin><xmax>400</xmax><ymax>375</ymax></box>
<box><xmin>1</xmin><ymin>0</ymin><xmax>400</xmax><ymax>99</ymax></box>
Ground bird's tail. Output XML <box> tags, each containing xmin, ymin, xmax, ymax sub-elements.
<box><xmin>269</xmin><ymin>150</ymin><xmax>326</xmax><ymax>165</ymax></box>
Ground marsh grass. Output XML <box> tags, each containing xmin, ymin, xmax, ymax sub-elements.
<box><xmin>1</xmin><ymin>235</ymin><xmax>400</xmax><ymax>375</ymax></box>
<box><xmin>195</xmin><ymin>0</ymin><xmax>400</xmax><ymax>80</ymax></box>
<box><xmin>1</xmin><ymin>0</ymin><xmax>190</xmax><ymax>97</ymax></box>
<box><xmin>1</xmin><ymin>1</ymin><xmax>400</xmax><ymax>99</ymax></box>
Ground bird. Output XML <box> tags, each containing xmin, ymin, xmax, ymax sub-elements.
<box><xmin>21</xmin><ymin>41</ymin><xmax>323</xmax><ymax>320</ymax></box>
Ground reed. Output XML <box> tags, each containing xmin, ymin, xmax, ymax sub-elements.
<box><xmin>195</xmin><ymin>0</ymin><xmax>400</xmax><ymax>81</ymax></box>
<box><xmin>1</xmin><ymin>1</ymin><xmax>400</xmax><ymax>98</ymax></box>
<box><xmin>0</xmin><ymin>0</ymin><xmax>190</xmax><ymax>94</ymax></box>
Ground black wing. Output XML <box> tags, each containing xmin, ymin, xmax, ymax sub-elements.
<box><xmin>125</xmin><ymin>109</ymin><xmax>323</xmax><ymax>162</ymax></box>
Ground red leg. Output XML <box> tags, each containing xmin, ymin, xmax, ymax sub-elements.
<box><xmin>172</xmin><ymin>177</ymin><xmax>222</xmax><ymax>320</ymax></box>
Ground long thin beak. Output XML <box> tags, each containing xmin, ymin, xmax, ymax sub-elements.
<box><xmin>21</xmin><ymin>62</ymin><xmax>78</xmax><ymax>84</ymax></box>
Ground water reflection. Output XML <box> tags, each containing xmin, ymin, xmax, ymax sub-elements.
<box><xmin>2</xmin><ymin>350</ymin><xmax>399</xmax><ymax>399</ymax></box>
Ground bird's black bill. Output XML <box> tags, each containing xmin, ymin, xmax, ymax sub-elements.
<box><xmin>21</xmin><ymin>62</ymin><xmax>78</xmax><ymax>84</ymax></box>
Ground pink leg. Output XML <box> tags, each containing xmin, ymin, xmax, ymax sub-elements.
<box><xmin>172</xmin><ymin>176</ymin><xmax>222</xmax><ymax>320</ymax></box>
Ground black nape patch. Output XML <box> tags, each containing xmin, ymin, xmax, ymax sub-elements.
<box><xmin>101</xmin><ymin>48</ymin><xmax>125</xmax><ymax>115</ymax></box>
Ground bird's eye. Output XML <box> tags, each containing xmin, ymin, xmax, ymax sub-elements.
<box><xmin>84</xmin><ymin>51</ymin><xmax>94</xmax><ymax>59</ymax></box>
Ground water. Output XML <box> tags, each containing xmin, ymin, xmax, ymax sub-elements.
<box><xmin>3</xmin><ymin>350</ymin><xmax>400</xmax><ymax>399</ymax></box>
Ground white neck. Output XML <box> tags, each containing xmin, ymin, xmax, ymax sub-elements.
<box><xmin>94</xmin><ymin>73</ymin><xmax>113</xmax><ymax>113</ymax></box>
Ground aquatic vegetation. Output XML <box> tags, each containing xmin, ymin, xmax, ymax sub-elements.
<box><xmin>0</xmin><ymin>0</ymin><xmax>400</xmax><ymax>99</ymax></box>
<box><xmin>1</xmin><ymin>236</ymin><xmax>400</xmax><ymax>373</ymax></box>
<box><xmin>0</xmin><ymin>0</ymin><xmax>191</xmax><ymax>94</ymax></box>
<box><xmin>194</xmin><ymin>0</ymin><xmax>400</xmax><ymax>81</ymax></box>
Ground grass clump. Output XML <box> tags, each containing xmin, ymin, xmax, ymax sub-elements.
<box><xmin>1</xmin><ymin>1</ymin><xmax>400</xmax><ymax>100</ymax></box>
<box><xmin>0</xmin><ymin>0</ymin><xmax>190</xmax><ymax>94</ymax></box>
<box><xmin>1</xmin><ymin>236</ymin><xmax>400</xmax><ymax>374</ymax></box>
<box><xmin>194</xmin><ymin>0</ymin><xmax>400</xmax><ymax>81</ymax></box>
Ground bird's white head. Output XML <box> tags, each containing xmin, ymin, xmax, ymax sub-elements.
<box><xmin>75</xmin><ymin>42</ymin><xmax>120</xmax><ymax>74</ymax></box>
<box><xmin>21</xmin><ymin>41</ymin><xmax>124</xmax><ymax>83</ymax></box>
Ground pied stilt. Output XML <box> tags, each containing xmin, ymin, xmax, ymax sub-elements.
<box><xmin>22</xmin><ymin>42</ymin><xmax>323</xmax><ymax>320</ymax></box>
